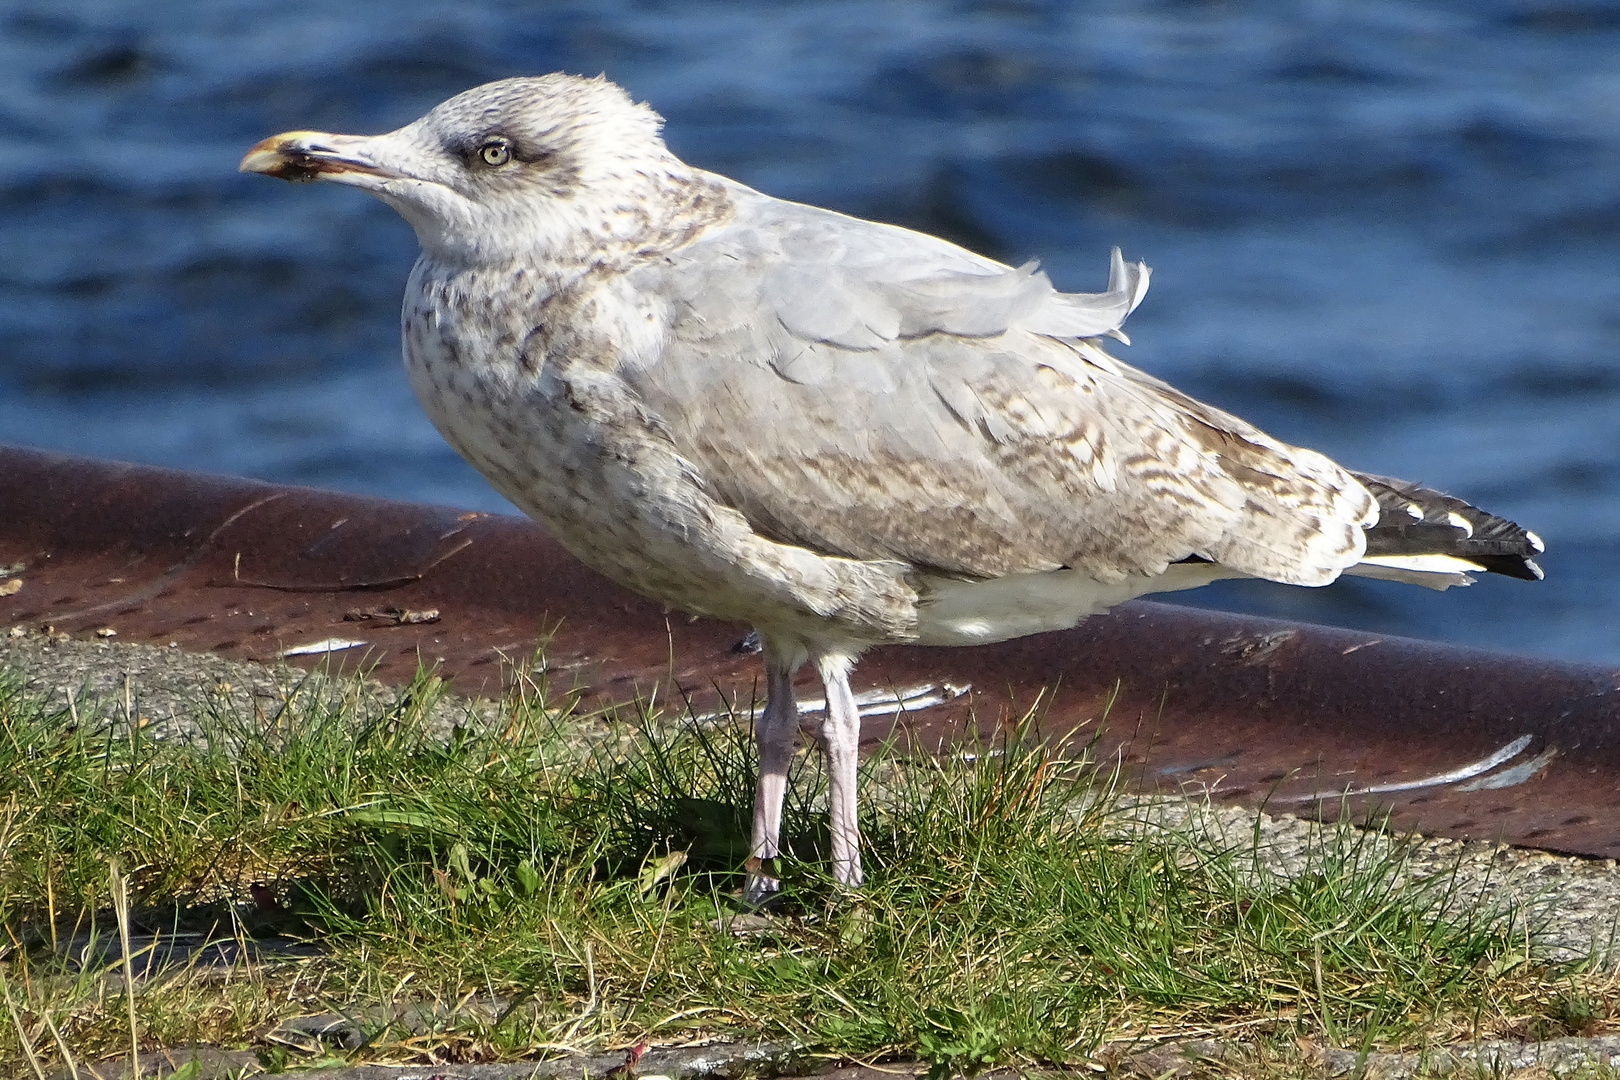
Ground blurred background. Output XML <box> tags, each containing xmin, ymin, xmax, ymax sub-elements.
<box><xmin>0</xmin><ymin>0</ymin><xmax>1616</xmax><ymax>661</ymax></box>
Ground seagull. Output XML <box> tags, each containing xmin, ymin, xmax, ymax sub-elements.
<box><xmin>242</xmin><ymin>74</ymin><xmax>1545</xmax><ymax>900</ymax></box>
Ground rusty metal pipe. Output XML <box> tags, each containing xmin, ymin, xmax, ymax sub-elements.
<box><xmin>1</xmin><ymin>444</ymin><xmax>1615</xmax><ymax>857</ymax></box>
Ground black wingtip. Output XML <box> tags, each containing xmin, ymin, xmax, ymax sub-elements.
<box><xmin>1353</xmin><ymin>472</ymin><xmax>1545</xmax><ymax>583</ymax></box>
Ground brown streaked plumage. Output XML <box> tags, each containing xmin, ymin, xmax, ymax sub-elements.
<box><xmin>242</xmin><ymin>73</ymin><xmax>1545</xmax><ymax>900</ymax></box>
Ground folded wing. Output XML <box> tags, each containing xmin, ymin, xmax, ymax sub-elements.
<box><xmin>618</xmin><ymin>182</ymin><xmax>1376</xmax><ymax>588</ymax></box>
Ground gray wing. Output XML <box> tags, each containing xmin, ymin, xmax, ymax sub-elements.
<box><xmin>619</xmin><ymin>183</ymin><xmax>1375</xmax><ymax>586</ymax></box>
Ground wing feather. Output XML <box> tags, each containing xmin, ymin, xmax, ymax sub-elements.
<box><xmin>618</xmin><ymin>180</ymin><xmax>1373</xmax><ymax>587</ymax></box>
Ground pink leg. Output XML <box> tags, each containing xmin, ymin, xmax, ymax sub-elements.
<box><xmin>814</xmin><ymin>652</ymin><xmax>864</xmax><ymax>887</ymax></box>
<box><xmin>745</xmin><ymin>639</ymin><xmax>801</xmax><ymax>904</ymax></box>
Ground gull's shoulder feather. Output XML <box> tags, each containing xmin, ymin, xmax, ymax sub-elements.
<box><xmin>675</xmin><ymin>180</ymin><xmax>1149</xmax><ymax>352</ymax></box>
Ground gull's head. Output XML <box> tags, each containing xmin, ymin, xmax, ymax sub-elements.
<box><xmin>240</xmin><ymin>74</ymin><xmax>686</xmax><ymax>265</ymax></box>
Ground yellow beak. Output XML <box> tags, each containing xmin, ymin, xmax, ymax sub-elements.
<box><xmin>239</xmin><ymin>130</ymin><xmax>386</xmax><ymax>183</ymax></box>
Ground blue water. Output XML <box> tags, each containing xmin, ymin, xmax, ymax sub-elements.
<box><xmin>2</xmin><ymin>0</ymin><xmax>1617</xmax><ymax>662</ymax></box>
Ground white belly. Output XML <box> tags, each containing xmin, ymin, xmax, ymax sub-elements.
<box><xmin>914</xmin><ymin>561</ymin><xmax>1236</xmax><ymax>646</ymax></box>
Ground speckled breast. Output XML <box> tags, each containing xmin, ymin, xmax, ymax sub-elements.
<box><xmin>396</xmin><ymin>255</ymin><xmax>893</xmax><ymax>638</ymax></box>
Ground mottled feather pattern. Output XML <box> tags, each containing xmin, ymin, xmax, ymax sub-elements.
<box><xmin>625</xmin><ymin>184</ymin><xmax>1376</xmax><ymax>593</ymax></box>
<box><xmin>406</xmin><ymin>247</ymin><xmax>925</xmax><ymax>644</ymax></box>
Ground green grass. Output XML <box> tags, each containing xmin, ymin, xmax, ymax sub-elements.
<box><xmin>0</xmin><ymin>655</ymin><xmax>1610</xmax><ymax>1076</ymax></box>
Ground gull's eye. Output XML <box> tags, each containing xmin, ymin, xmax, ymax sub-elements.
<box><xmin>479</xmin><ymin>139</ymin><xmax>512</xmax><ymax>167</ymax></box>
